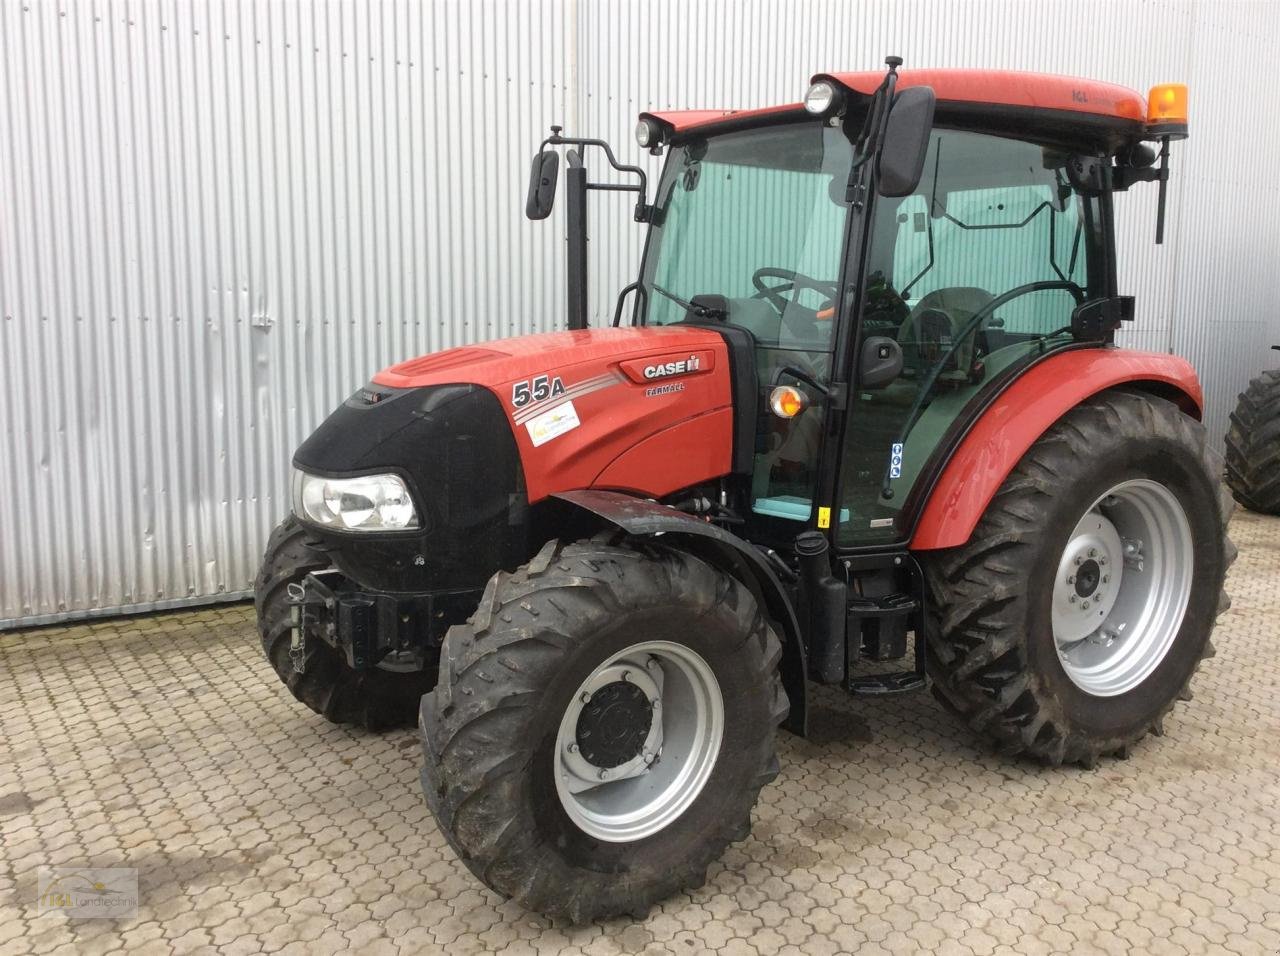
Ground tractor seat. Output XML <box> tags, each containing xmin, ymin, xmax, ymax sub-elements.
<box><xmin>896</xmin><ymin>286</ymin><xmax>994</xmax><ymax>378</ymax></box>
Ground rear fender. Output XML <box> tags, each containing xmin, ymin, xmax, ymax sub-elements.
<box><xmin>551</xmin><ymin>489</ymin><xmax>808</xmax><ymax>737</ymax></box>
<box><xmin>911</xmin><ymin>348</ymin><xmax>1203</xmax><ymax>551</ymax></box>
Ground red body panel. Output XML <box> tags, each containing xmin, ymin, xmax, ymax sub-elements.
<box><xmin>372</xmin><ymin>327</ymin><xmax>735</xmax><ymax>503</ymax></box>
<box><xmin>910</xmin><ymin>349</ymin><xmax>1203</xmax><ymax>552</ymax></box>
<box><xmin>594</xmin><ymin>408</ymin><xmax>736</xmax><ymax>497</ymax></box>
<box><xmin>819</xmin><ymin>69</ymin><xmax>1146</xmax><ymax>122</ymax></box>
<box><xmin>644</xmin><ymin>69</ymin><xmax>1146</xmax><ymax>135</ymax></box>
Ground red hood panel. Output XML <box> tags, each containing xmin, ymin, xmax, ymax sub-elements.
<box><xmin>373</xmin><ymin>327</ymin><xmax>726</xmax><ymax>390</ymax></box>
<box><xmin>372</xmin><ymin>326</ymin><xmax>737</xmax><ymax>502</ymax></box>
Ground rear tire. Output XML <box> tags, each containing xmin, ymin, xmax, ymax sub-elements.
<box><xmin>922</xmin><ymin>390</ymin><xmax>1235</xmax><ymax>766</ymax></box>
<box><xmin>419</xmin><ymin>537</ymin><xmax>788</xmax><ymax>922</ymax></box>
<box><xmin>1225</xmin><ymin>369</ymin><xmax>1280</xmax><ymax>514</ymax></box>
<box><xmin>254</xmin><ymin>517</ymin><xmax>435</xmax><ymax>731</ymax></box>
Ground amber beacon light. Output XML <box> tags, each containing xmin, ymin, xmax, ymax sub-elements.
<box><xmin>1146</xmin><ymin>83</ymin><xmax>1188</xmax><ymax>138</ymax></box>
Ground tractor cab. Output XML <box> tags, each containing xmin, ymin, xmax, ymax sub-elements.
<box><xmin>629</xmin><ymin>66</ymin><xmax>1159</xmax><ymax>554</ymax></box>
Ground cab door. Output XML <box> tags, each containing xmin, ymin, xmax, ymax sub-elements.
<box><xmin>837</xmin><ymin>127</ymin><xmax>1103</xmax><ymax>548</ymax></box>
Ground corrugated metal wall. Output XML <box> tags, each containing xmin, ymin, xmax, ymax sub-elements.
<box><xmin>3</xmin><ymin>0</ymin><xmax>1278</xmax><ymax>627</ymax></box>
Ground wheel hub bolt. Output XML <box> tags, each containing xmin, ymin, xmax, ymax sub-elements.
<box><xmin>598</xmin><ymin>768</ymin><xmax>610</xmax><ymax>780</ymax></box>
<box><xmin>1082</xmin><ymin>600</ymin><xmax>1091</xmax><ymax>610</ymax></box>
<box><xmin>1069</xmin><ymin>595</ymin><xmax>1077</xmax><ymax>603</ymax></box>
<box><xmin>1068</xmin><ymin>575</ymin><xmax>1076</xmax><ymax>584</ymax></box>
<box><xmin>1102</xmin><ymin>575</ymin><xmax>1110</xmax><ymax>584</ymax></box>
<box><xmin>651</xmin><ymin>699</ymin><xmax>660</xmax><ymax>710</ymax></box>
<box><xmin>567</xmin><ymin>743</ymin><xmax>578</xmax><ymax>754</ymax></box>
<box><xmin>621</xmin><ymin>671</ymin><xmax>631</xmax><ymax>682</ymax></box>
<box><xmin>580</xmin><ymin>692</ymin><xmax>592</xmax><ymax>703</ymax></box>
<box><xmin>1075</xmin><ymin>556</ymin><xmax>1084</xmax><ymax>566</ymax></box>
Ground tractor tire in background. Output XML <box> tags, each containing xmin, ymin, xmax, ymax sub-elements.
<box><xmin>419</xmin><ymin>538</ymin><xmax>788</xmax><ymax>922</ymax></box>
<box><xmin>1225</xmin><ymin>368</ymin><xmax>1280</xmax><ymax>515</ymax></box>
<box><xmin>922</xmin><ymin>389</ymin><xmax>1235</xmax><ymax>767</ymax></box>
<box><xmin>254</xmin><ymin>517</ymin><xmax>436</xmax><ymax>731</ymax></box>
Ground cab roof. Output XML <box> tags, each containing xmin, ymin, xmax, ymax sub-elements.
<box><xmin>641</xmin><ymin>69</ymin><xmax>1149</xmax><ymax>150</ymax></box>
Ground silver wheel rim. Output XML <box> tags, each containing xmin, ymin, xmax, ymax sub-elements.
<box><xmin>553</xmin><ymin>640</ymin><xmax>723</xmax><ymax>843</ymax></box>
<box><xmin>1051</xmin><ymin>479</ymin><xmax>1194</xmax><ymax>697</ymax></box>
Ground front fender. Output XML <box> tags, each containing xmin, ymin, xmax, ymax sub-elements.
<box><xmin>552</xmin><ymin>489</ymin><xmax>809</xmax><ymax>737</ymax></box>
<box><xmin>911</xmin><ymin>348</ymin><xmax>1203</xmax><ymax>551</ymax></box>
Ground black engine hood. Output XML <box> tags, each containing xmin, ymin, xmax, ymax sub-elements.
<box><xmin>292</xmin><ymin>383</ymin><xmax>528</xmax><ymax>592</ymax></box>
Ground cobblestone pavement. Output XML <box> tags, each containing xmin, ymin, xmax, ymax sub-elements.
<box><xmin>2</xmin><ymin>513</ymin><xmax>1278</xmax><ymax>956</ymax></box>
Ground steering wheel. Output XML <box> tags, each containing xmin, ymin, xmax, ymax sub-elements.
<box><xmin>751</xmin><ymin>267</ymin><xmax>838</xmax><ymax>316</ymax></box>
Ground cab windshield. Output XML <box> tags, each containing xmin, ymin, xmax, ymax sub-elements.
<box><xmin>639</xmin><ymin>121</ymin><xmax>855</xmax><ymax>363</ymax></box>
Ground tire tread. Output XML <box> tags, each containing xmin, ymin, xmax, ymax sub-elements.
<box><xmin>923</xmin><ymin>390</ymin><xmax>1235</xmax><ymax>767</ymax></box>
<box><xmin>1225</xmin><ymin>369</ymin><xmax>1280</xmax><ymax>514</ymax></box>
<box><xmin>254</xmin><ymin>517</ymin><xmax>435</xmax><ymax>731</ymax></box>
<box><xmin>420</xmin><ymin>538</ymin><xmax>786</xmax><ymax>923</ymax></box>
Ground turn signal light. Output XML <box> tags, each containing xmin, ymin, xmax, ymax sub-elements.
<box><xmin>769</xmin><ymin>385</ymin><xmax>809</xmax><ymax>419</ymax></box>
<box><xmin>1146</xmin><ymin>83</ymin><xmax>1188</xmax><ymax>138</ymax></box>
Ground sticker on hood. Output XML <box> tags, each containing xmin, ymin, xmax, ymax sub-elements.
<box><xmin>525</xmin><ymin>400</ymin><xmax>581</xmax><ymax>447</ymax></box>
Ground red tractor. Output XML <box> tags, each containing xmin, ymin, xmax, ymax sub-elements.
<box><xmin>255</xmin><ymin>60</ymin><xmax>1234</xmax><ymax>921</ymax></box>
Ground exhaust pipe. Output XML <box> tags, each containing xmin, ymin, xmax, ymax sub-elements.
<box><xmin>794</xmin><ymin>531</ymin><xmax>847</xmax><ymax>684</ymax></box>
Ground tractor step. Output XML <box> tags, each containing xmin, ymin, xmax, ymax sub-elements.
<box><xmin>847</xmin><ymin>671</ymin><xmax>928</xmax><ymax>696</ymax></box>
<box><xmin>847</xmin><ymin>592</ymin><xmax>918</xmax><ymax>618</ymax></box>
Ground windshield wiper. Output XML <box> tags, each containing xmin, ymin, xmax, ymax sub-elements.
<box><xmin>650</xmin><ymin>283</ymin><xmax>727</xmax><ymax>321</ymax></box>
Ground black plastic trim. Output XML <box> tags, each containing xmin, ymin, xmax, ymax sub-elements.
<box><xmin>664</xmin><ymin>101</ymin><xmax>1143</xmax><ymax>154</ymax></box>
<box><xmin>667</xmin><ymin>107</ymin><xmax>811</xmax><ymax>145</ymax></box>
<box><xmin>678</xmin><ymin>321</ymin><xmax>759</xmax><ymax>475</ymax></box>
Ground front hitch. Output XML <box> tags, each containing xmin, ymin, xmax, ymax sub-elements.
<box><xmin>288</xmin><ymin>570</ymin><xmax>479</xmax><ymax>673</ymax></box>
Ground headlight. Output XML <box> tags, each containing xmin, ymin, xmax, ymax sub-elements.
<box><xmin>804</xmin><ymin>80</ymin><xmax>839</xmax><ymax>116</ymax></box>
<box><xmin>292</xmin><ymin>470</ymin><xmax>420</xmax><ymax>531</ymax></box>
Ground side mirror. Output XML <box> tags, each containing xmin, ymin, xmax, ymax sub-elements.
<box><xmin>859</xmin><ymin>336</ymin><xmax>904</xmax><ymax>389</ymax></box>
<box><xmin>525</xmin><ymin>150</ymin><xmax>560</xmax><ymax>220</ymax></box>
<box><xmin>877</xmin><ymin>87</ymin><xmax>936</xmax><ymax>197</ymax></box>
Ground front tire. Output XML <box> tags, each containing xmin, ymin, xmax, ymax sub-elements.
<box><xmin>922</xmin><ymin>390</ymin><xmax>1235</xmax><ymax>766</ymax></box>
<box><xmin>1225</xmin><ymin>368</ymin><xmax>1280</xmax><ymax>514</ymax></box>
<box><xmin>419</xmin><ymin>538</ymin><xmax>788</xmax><ymax>922</ymax></box>
<box><xmin>254</xmin><ymin>517</ymin><xmax>435</xmax><ymax>731</ymax></box>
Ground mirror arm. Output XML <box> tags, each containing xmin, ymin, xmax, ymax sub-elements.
<box><xmin>546</xmin><ymin>127</ymin><xmax>654</xmax><ymax>222</ymax></box>
<box><xmin>843</xmin><ymin>56</ymin><xmax>903</xmax><ymax>205</ymax></box>
<box><xmin>772</xmin><ymin>365</ymin><xmax>834</xmax><ymax>400</ymax></box>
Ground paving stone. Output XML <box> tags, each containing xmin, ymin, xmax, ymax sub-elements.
<box><xmin>1</xmin><ymin>512</ymin><xmax>1277</xmax><ymax>953</ymax></box>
